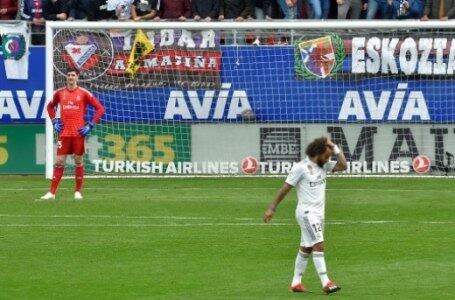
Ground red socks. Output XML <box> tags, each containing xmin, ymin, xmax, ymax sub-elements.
<box><xmin>75</xmin><ymin>165</ymin><xmax>84</xmax><ymax>192</ymax></box>
<box><xmin>49</xmin><ymin>165</ymin><xmax>84</xmax><ymax>194</ymax></box>
<box><xmin>50</xmin><ymin>165</ymin><xmax>64</xmax><ymax>194</ymax></box>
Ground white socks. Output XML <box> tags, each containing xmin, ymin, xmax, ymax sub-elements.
<box><xmin>312</xmin><ymin>251</ymin><xmax>330</xmax><ymax>286</ymax></box>
<box><xmin>291</xmin><ymin>250</ymin><xmax>309</xmax><ymax>286</ymax></box>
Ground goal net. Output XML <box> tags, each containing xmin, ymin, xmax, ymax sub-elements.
<box><xmin>45</xmin><ymin>21</ymin><xmax>455</xmax><ymax>178</ymax></box>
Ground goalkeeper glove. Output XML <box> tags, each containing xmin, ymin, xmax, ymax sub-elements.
<box><xmin>52</xmin><ymin>118</ymin><xmax>63</xmax><ymax>133</ymax></box>
<box><xmin>78</xmin><ymin>121</ymin><xmax>94</xmax><ymax>137</ymax></box>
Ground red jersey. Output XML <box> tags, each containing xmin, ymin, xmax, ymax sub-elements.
<box><xmin>47</xmin><ymin>86</ymin><xmax>105</xmax><ymax>137</ymax></box>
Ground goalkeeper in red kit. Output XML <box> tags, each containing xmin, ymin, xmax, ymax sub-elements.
<box><xmin>40</xmin><ymin>68</ymin><xmax>105</xmax><ymax>200</ymax></box>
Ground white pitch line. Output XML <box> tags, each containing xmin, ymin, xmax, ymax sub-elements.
<box><xmin>0</xmin><ymin>214</ymin><xmax>246</xmax><ymax>221</ymax></box>
<box><xmin>325</xmin><ymin>220</ymin><xmax>454</xmax><ymax>224</ymax></box>
<box><xmin>2</xmin><ymin>221</ymin><xmax>455</xmax><ymax>227</ymax></box>
<box><xmin>1</xmin><ymin>215</ymin><xmax>454</xmax><ymax>224</ymax></box>
<box><xmin>0</xmin><ymin>187</ymin><xmax>278</xmax><ymax>191</ymax></box>
<box><xmin>1</xmin><ymin>220</ymin><xmax>454</xmax><ymax>227</ymax></box>
<box><xmin>1</xmin><ymin>223</ymin><xmax>293</xmax><ymax>227</ymax></box>
<box><xmin>0</xmin><ymin>214</ymin><xmax>404</xmax><ymax>223</ymax></box>
<box><xmin>0</xmin><ymin>187</ymin><xmax>454</xmax><ymax>193</ymax></box>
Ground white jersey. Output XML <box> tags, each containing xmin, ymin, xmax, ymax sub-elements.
<box><xmin>285</xmin><ymin>157</ymin><xmax>336</xmax><ymax>216</ymax></box>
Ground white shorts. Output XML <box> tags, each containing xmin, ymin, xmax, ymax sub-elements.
<box><xmin>295</xmin><ymin>212</ymin><xmax>324</xmax><ymax>247</ymax></box>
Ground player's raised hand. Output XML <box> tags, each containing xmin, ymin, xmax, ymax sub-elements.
<box><xmin>326</xmin><ymin>138</ymin><xmax>336</xmax><ymax>149</ymax></box>
<box><xmin>78</xmin><ymin>121</ymin><xmax>94</xmax><ymax>137</ymax></box>
<box><xmin>52</xmin><ymin>118</ymin><xmax>63</xmax><ymax>133</ymax></box>
<box><xmin>263</xmin><ymin>208</ymin><xmax>275</xmax><ymax>223</ymax></box>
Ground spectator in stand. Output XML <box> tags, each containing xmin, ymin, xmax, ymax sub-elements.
<box><xmin>192</xmin><ymin>0</ymin><xmax>219</xmax><ymax>21</ymax></box>
<box><xmin>275</xmin><ymin>0</ymin><xmax>297</xmax><ymax>44</ymax></box>
<box><xmin>43</xmin><ymin>0</ymin><xmax>68</xmax><ymax>21</ymax></box>
<box><xmin>296</xmin><ymin>0</ymin><xmax>309</xmax><ymax>18</ymax></box>
<box><xmin>67</xmin><ymin>0</ymin><xmax>91</xmax><ymax>20</ymax></box>
<box><xmin>89</xmin><ymin>0</ymin><xmax>115</xmax><ymax>20</ymax></box>
<box><xmin>107</xmin><ymin>0</ymin><xmax>133</xmax><ymax>20</ymax></box>
<box><xmin>385</xmin><ymin>0</ymin><xmax>424</xmax><ymax>18</ymax></box>
<box><xmin>307</xmin><ymin>0</ymin><xmax>330</xmax><ymax>18</ymax></box>
<box><xmin>0</xmin><ymin>0</ymin><xmax>18</xmax><ymax>20</ymax></box>
<box><xmin>20</xmin><ymin>0</ymin><xmax>45</xmax><ymax>45</ymax></box>
<box><xmin>252</xmin><ymin>0</ymin><xmax>275</xmax><ymax>46</ymax></box>
<box><xmin>277</xmin><ymin>0</ymin><xmax>297</xmax><ymax>18</ymax></box>
<box><xmin>219</xmin><ymin>0</ymin><xmax>254</xmax><ymax>20</ymax></box>
<box><xmin>366</xmin><ymin>0</ymin><xmax>388</xmax><ymax>18</ymax></box>
<box><xmin>421</xmin><ymin>0</ymin><xmax>455</xmax><ymax>20</ymax></box>
<box><xmin>131</xmin><ymin>0</ymin><xmax>158</xmax><ymax>21</ymax></box>
<box><xmin>337</xmin><ymin>0</ymin><xmax>364</xmax><ymax>19</ymax></box>
<box><xmin>254</xmin><ymin>0</ymin><xmax>274</xmax><ymax>19</ymax></box>
<box><xmin>160</xmin><ymin>0</ymin><xmax>191</xmax><ymax>20</ymax></box>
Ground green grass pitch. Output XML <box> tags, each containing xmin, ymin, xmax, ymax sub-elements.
<box><xmin>1</xmin><ymin>176</ymin><xmax>454</xmax><ymax>299</ymax></box>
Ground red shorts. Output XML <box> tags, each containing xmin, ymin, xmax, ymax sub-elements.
<box><xmin>57</xmin><ymin>137</ymin><xmax>85</xmax><ymax>156</ymax></box>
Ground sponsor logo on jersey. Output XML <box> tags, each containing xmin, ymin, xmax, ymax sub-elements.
<box><xmin>309</xmin><ymin>174</ymin><xmax>326</xmax><ymax>187</ymax></box>
<box><xmin>1</xmin><ymin>33</ymin><xmax>26</xmax><ymax>60</ymax></box>
<box><xmin>295</xmin><ymin>34</ymin><xmax>345</xmax><ymax>79</ymax></box>
<box><xmin>412</xmin><ymin>155</ymin><xmax>431</xmax><ymax>174</ymax></box>
<box><xmin>309</xmin><ymin>178</ymin><xmax>326</xmax><ymax>187</ymax></box>
<box><xmin>62</xmin><ymin>104</ymin><xmax>80</xmax><ymax>110</ymax></box>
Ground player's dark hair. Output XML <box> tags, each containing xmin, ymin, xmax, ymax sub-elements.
<box><xmin>66</xmin><ymin>67</ymin><xmax>80</xmax><ymax>75</ymax></box>
<box><xmin>305</xmin><ymin>137</ymin><xmax>329</xmax><ymax>157</ymax></box>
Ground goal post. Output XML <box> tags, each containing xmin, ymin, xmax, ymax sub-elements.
<box><xmin>45</xmin><ymin>20</ymin><xmax>455</xmax><ymax>178</ymax></box>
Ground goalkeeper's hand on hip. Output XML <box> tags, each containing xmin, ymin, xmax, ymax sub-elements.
<box><xmin>52</xmin><ymin>118</ymin><xmax>63</xmax><ymax>133</ymax></box>
<box><xmin>78</xmin><ymin>121</ymin><xmax>94</xmax><ymax>137</ymax></box>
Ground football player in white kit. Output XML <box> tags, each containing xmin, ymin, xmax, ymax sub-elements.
<box><xmin>263</xmin><ymin>137</ymin><xmax>347</xmax><ymax>294</ymax></box>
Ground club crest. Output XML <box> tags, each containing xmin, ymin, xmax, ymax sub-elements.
<box><xmin>295</xmin><ymin>34</ymin><xmax>345</xmax><ymax>80</ymax></box>
<box><xmin>1</xmin><ymin>34</ymin><xmax>26</xmax><ymax>60</ymax></box>
<box><xmin>54</xmin><ymin>30</ymin><xmax>114</xmax><ymax>81</ymax></box>
<box><xmin>64</xmin><ymin>35</ymin><xmax>98</xmax><ymax>70</ymax></box>
<box><xmin>308</xmin><ymin>165</ymin><xmax>313</xmax><ymax>174</ymax></box>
